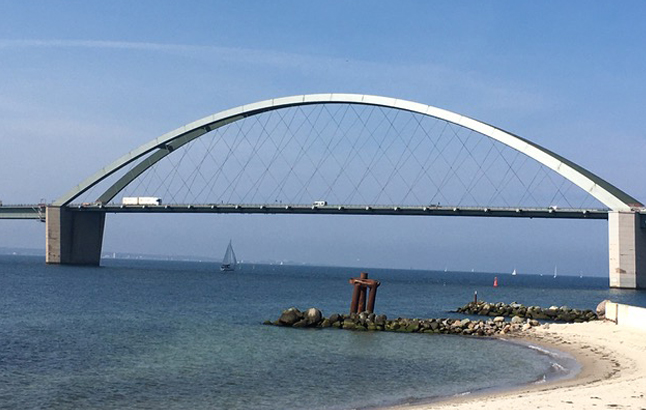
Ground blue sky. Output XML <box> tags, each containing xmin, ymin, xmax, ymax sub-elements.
<box><xmin>1</xmin><ymin>1</ymin><xmax>645</xmax><ymax>276</ymax></box>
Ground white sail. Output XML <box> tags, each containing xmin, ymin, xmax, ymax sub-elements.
<box><xmin>511</xmin><ymin>268</ymin><xmax>517</xmax><ymax>276</ymax></box>
<box><xmin>221</xmin><ymin>241</ymin><xmax>237</xmax><ymax>272</ymax></box>
<box><xmin>553</xmin><ymin>266</ymin><xmax>558</xmax><ymax>278</ymax></box>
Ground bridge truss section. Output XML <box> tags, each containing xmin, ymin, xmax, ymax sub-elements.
<box><xmin>56</xmin><ymin>94</ymin><xmax>642</xmax><ymax>213</ymax></box>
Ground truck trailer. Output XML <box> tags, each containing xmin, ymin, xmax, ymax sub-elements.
<box><xmin>122</xmin><ymin>197</ymin><xmax>162</xmax><ymax>206</ymax></box>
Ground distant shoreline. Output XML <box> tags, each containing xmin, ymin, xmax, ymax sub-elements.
<box><xmin>0</xmin><ymin>252</ymin><xmax>610</xmax><ymax>278</ymax></box>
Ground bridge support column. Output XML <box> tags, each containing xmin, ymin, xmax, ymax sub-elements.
<box><xmin>46</xmin><ymin>206</ymin><xmax>105</xmax><ymax>266</ymax></box>
<box><xmin>608</xmin><ymin>211</ymin><xmax>646</xmax><ymax>289</ymax></box>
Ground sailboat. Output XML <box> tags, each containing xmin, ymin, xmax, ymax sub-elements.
<box><xmin>511</xmin><ymin>268</ymin><xmax>517</xmax><ymax>276</ymax></box>
<box><xmin>220</xmin><ymin>240</ymin><xmax>237</xmax><ymax>272</ymax></box>
<box><xmin>553</xmin><ymin>266</ymin><xmax>558</xmax><ymax>278</ymax></box>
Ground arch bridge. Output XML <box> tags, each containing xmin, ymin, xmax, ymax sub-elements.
<box><xmin>9</xmin><ymin>94</ymin><xmax>645</xmax><ymax>288</ymax></box>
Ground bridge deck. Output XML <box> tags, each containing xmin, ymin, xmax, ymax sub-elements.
<box><xmin>0</xmin><ymin>203</ymin><xmax>610</xmax><ymax>220</ymax></box>
<box><xmin>0</xmin><ymin>205</ymin><xmax>46</xmax><ymax>220</ymax></box>
<box><xmin>73</xmin><ymin>204</ymin><xmax>609</xmax><ymax>219</ymax></box>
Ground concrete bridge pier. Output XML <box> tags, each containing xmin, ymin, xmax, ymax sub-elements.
<box><xmin>608</xmin><ymin>211</ymin><xmax>646</xmax><ymax>289</ymax></box>
<box><xmin>46</xmin><ymin>206</ymin><xmax>105</xmax><ymax>266</ymax></box>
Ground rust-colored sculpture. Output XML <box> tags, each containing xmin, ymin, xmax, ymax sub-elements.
<box><xmin>349</xmin><ymin>272</ymin><xmax>380</xmax><ymax>314</ymax></box>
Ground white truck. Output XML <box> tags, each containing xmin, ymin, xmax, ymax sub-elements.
<box><xmin>122</xmin><ymin>197</ymin><xmax>162</xmax><ymax>206</ymax></box>
<box><xmin>312</xmin><ymin>200</ymin><xmax>327</xmax><ymax>207</ymax></box>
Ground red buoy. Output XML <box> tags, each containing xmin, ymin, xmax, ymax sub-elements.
<box><xmin>493</xmin><ymin>276</ymin><xmax>498</xmax><ymax>287</ymax></box>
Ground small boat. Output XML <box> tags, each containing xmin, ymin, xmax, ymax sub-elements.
<box><xmin>553</xmin><ymin>266</ymin><xmax>558</xmax><ymax>278</ymax></box>
<box><xmin>511</xmin><ymin>268</ymin><xmax>517</xmax><ymax>276</ymax></box>
<box><xmin>220</xmin><ymin>240</ymin><xmax>237</xmax><ymax>272</ymax></box>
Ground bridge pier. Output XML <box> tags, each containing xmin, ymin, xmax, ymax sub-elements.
<box><xmin>608</xmin><ymin>211</ymin><xmax>646</xmax><ymax>289</ymax></box>
<box><xmin>46</xmin><ymin>206</ymin><xmax>105</xmax><ymax>266</ymax></box>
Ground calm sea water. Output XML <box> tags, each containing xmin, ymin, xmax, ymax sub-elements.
<box><xmin>1</xmin><ymin>255</ymin><xmax>645</xmax><ymax>410</ymax></box>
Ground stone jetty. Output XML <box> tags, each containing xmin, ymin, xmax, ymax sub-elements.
<box><xmin>456</xmin><ymin>301</ymin><xmax>598</xmax><ymax>322</ymax></box>
<box><xmin>265</xmin><ymin>307</ymin><xmax>542</xmax><ymax>336</ymax></box>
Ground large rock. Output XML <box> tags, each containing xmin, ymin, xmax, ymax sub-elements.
<box><xmin>358</xmin><ymin>311</ymin><xmax>369</xmax><ymax>324</ymax></box>
<box><xmin>404</xmin><ymin>322</ymin><xmax>419</xmax><ymax>332</ymax></box>
<box><xmin>304</xmin><ymin>307</ymin><xmax>323</xmax><ymax>325</ymax></box>
<box><xmin>342</xmin><ymin>319</ymin><xmax>356</xmax><ymax>330</ymax></box>
<box><xmin>375</xmin><ymin>315</ymin><xmax>387</xmax><ymax>326</ymax></box>
<box><xmin>584</xmin><ymin>311</ymin><xmax>597</xmax><ymax>321</ymax></box>
<box><xmin>596</xmin><ymin>300</ymin><xmax>609</xmax><ymax>319</ymax></box>
<box><xmin>292</xmin><ymin>319</ymin><xmax>309</xmax><ymax>328</ymax></box>
<box><xmin>278</xmin><ymin>307</ymin><xmax>303</xmax><ymax>326</ymax></box>
<box><xmin>385</xmin><ymin>321</ymin><xmax>398</xmax><ymax>331</ymax></box>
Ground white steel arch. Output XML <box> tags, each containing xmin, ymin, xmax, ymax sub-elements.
<box><xmin>54</xmin><ymin>94</ymin><xmax>643</xmax><ymax>211</ymax></box>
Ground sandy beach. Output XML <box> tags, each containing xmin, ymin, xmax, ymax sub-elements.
<box><xmin>386</xmin><ymin>321</ymin><xmax>646</xmax><ymax>410</ymax></box>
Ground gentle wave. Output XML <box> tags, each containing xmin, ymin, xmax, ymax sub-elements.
<box><xmin>526</xmin><ymin>343</ymin><xmax>564</xmax><ymax>359</ymax></box>
<box><xmin>500</xmin><ymin>338</ymin><xmax>580</xmax><ymax>388</ymax></box>
<box><xmin>452</xmin><ymin>391</ymin><xmax>472</xmax><ymax>397</ymax></box>
<box><xmin>550</xmin><ymin>362</ymin><xmax>568</xmax><ymax>373</ymax></box>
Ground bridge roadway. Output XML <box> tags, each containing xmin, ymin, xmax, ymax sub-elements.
<box><xmin>0</xmin><ymin>205</ymin><xmax>47</xmax><ymax>220</ymax></box>
<box><xmin>0</xmin><ymin>203</ymin><xmax>610</xmax><ymax>220</ymax></box>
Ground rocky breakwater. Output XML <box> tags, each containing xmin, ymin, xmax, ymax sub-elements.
<box><xmin>265</xmin><ymin>307</ymin><xmax>542</xmax><ymax>336</ymax></box>
<box><xmin>457</xmin><ymin>301</ymin><xmax>598</xmax><ymax>322</ymax></box>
